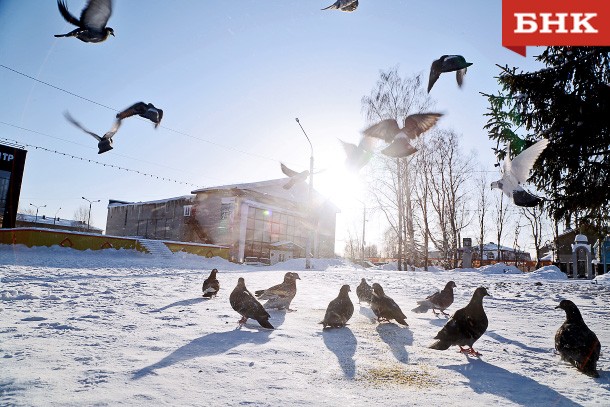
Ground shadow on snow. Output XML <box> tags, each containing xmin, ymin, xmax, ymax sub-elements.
<box><xmin>376</xmin><ymin>323</ymin><xmax>412</xmax><ymax>363</ymax></box>
<box><xmin>321</xmin><ymin>327</ymin><xmax>357</xmax><ymax>379</ymax></box>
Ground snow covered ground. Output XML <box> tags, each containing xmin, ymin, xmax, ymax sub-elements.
<box><xmin>1</xmin><ymin>245</ymin><xmax>609</xmax><ymax>406</ymax></box>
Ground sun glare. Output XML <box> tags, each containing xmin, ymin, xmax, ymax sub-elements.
<box><xmin>315</xmin><ymin>167</ymin><xmax>365</xmax><ymax>212</ymax></box>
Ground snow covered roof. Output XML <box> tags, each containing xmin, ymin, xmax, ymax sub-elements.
<box><xmin>107</xmin><ymin>195</ymin><xmax>195</xmax><ymax>208</ymax></box>
<box><xmin>16</xmin><ymin>213</ymin><xmax>102</xmax><ymax>232</ymax></box>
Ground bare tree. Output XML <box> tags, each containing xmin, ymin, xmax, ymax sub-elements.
<box><xmin>521</xmin><ymin>206</ymin><xmax>545</xmax><ymax>269</ymax></box>
<box><xmin>493</xmin><ymin>193</ymin><xmax>510</xmax><ymax>261</ymax></box>
<box><xmin>474</xmin><ymin>170</ymin><xmax>490</xmax><ymax>264</ymax></box>
<box><xmin>382</xmin><ymin>227</ymin><xmax>398</xmax><ymax>259</ymax></box>
<box><xmin>73</xmin><ymin>205</ymin><xmax>90</xmax><ymax>230</ymax></box>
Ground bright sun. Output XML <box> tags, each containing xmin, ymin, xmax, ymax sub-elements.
<box><xmin>314</xmin><ymin>167</ymin><xmax>365</xmax><ymax>212</ymax></box>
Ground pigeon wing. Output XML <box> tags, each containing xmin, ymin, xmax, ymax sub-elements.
<box><xmin>280</xmin><ymin>163</ymin><xmax>300</xmax><ymax>178</ymax></box>
<box><xmin>363</xmin><ymin>119</ymin><xmax>401</xmax><ymax>143</ymax></box>
<box><xmin>456</xmin><ymin>68</ymin><xmax>467</xmax><ymax>88</ymax></box>
<box><xmin>57</xmin><ymin>0</ymin><xmax>82</xmax><ymax>27</ymax></box>
<box><xmin>427</xmin><ymin>64</ymin><xmax>441</xmax><ymax>93</ymax></box>
<box><xmin>117</xmin><ymin>102</ymin><xmax>148</xmax><ymax>121</ymax></box>
<box><xmin>64</xmin><ymin>112</ymin><xmax>102</xmax><ymax>141</ymax></box>
<box><xmin>509</xmin><ymin>138</ymin><xmax>549</xmax><ymax>184</ymax></box>
<box><xmin>321</xmin><ymin>1</ymin><xmax>340</xmax><ymax>10</ymax></box>
<box><xmin>403</xmin><ymin>113</ymin><xmax>443</xmax><ymax>139</ymax></box>
<box><xmin>80</xmin><ymin>0</ymin><xmax>112</xmax><ymax>31</ymax></box>
<box><xmin>103</xmin><ymin>119</ymin><xmax>121</xmax><ymax>140</ymax></box>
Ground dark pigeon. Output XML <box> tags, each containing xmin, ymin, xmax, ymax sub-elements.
<box><xmin>320</xmin><ymin>285</ymin><xmax>354</xmax><ymax>329</ymax></box>
<box><xmin>430</xmin><ymin>287</ymin><xmax>490</xmax><ymax>356</ymax></box>
<box><xmin>370</xmin><ymin>283</ymin><xmax>408</xmax><ymax>326</ymax></box>
<box><xmin>55</xmin><ymin>0</ymin><xmax>114</xmax><ymax>43</ymax></box>
<box><xmin>201</xmin><ymin>268</ymin><xmax>219</xmax><ymax>298</ymax></box>
<box><xmin>322</xmin><ymin>0</ymin><xmax>358</xmax><ymax>12</ymax></box>
<box><xmin>254</xmin><ymin>272</ymin><xmax>300</xmax><ymax>311</ymax></box>
<box><xmin>412</xmin><ymin>281</ymin><xmax>457</xmax><ymax>316</ymax></box>
<box><xmin>116</xmin><ymin>102</ymin><xmax>164</xmax><ymax>128</ymax></box>
<box><xmin>356</xmin><ymin>278</ymin><xmax>372</xmax><ymax>304</ymax></box>
<box><xmin>427</xmin><ymin>55</ymin><xmax>473</xmax><ymax>93</ymax></box>
<box><xmin>64</xmin><ymin>111</ymin><xmax>120</xmax><ymax>154</ymax></box>
<box><xmin>280</xmin><ymin>163</ymin><xmax>309</xmax><ymax>190</ymax></box>
<box><xmin>229</xmin><ymin>277</ymin><xmax>274</xmax><ymax>329</ymax></box>
<box><xmin>555</xmin><ymin>299</ymin><xmax>601</xmax><ymax>378</ymax></box>
<box><xmin>363</xmin><ymin>113</ymin><xmax>443</xmax><ymax>158</ymax></box>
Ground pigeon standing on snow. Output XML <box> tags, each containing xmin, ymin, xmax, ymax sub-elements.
<box><xmin>64</xmin><ymin>111</ymin><xmax>120</xmax><ymax>154</ymax></box>
<box><xmin>430</xmin><ymin>287</ymin><xmax>490</xmax><ymax>356</ymax></box>
<box><xmin>322</xmin><ymin>0</ymin><xmax>358</xmax><ymax>12</ymax></box>
<box><xmin>363</xmin><ymin>113</ymin><xmax>443</xmax><ymax>158</ymax></box>
<box><xmin>116</xmin><ymin>102</ymin><xmax>164</xmax><ymax>128</ymax></box>
<box><xmin>427</xmin><ymin>55</ymin><xmax>473</xmax><ymax>93</ymax></box>
<box><xmin>254</xmin><ymin>272</ymin><xmax>301</xmax><ymax>311</ymax></box>
<box><xmin>555</xmin><ymin>299</ymin><xmax>601</xmax><ymax>378</ymax></box>
<box><xmin>370</xmin><ymin>283</ymin><xmax>408</xmax><ymax>326</ymax></box>
<box><xmin>412</xmin><ymin>281</ymin><xmax>457</xmax><ymax>316</ymax></box>
<box><xmin>280</xmin><ymin>163</ymin><xmax>309</xmax><ymax>190</ymax></box>
<box><xmin>229</xmin><ymin>277</ymin><xmax>274</xmax><ymax>329</ymax></box>
<box><xmin>356</xmin><ymin>278</ymin><xmax>373</xmax><ymax>304</ymax></box>
<box><xmin>491</xmin><ymin>138</ymin><xmax>549</xmax><ymax>207</ymax></box>
<box><xmin>55</xmin><ymin>0</ymin><xmax>114</xmax><ymax>43</ymax></box>
<box><xmin>201</xmin><ymin>268</ymin><xmax>219</xmax><ymax>298</ymax></box>
<box><xmin>320</xmin><ymin>285</ymin><xmax>354</xmax><ymax>329</ymax></box>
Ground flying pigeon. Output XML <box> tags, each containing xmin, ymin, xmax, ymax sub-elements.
<box><xmin>430</xmin><ymin>286</ymin><xmax>490</xmax><ymax>356</ymax></box>
<box><xmin>254</xmin><ymin>272</ymin><xmax>300</xmax><ymax>311</ymax></box>
<box><xmin>201</xmin><ymin>268</ymin><xmax>219</xmax><ymax>298</ymax></box>
<box><xmin>229</xmin><ymin>277</ymin><xmax>274</xmax><ymax>329</ymax></box>
<box><xmin>491</xmin><ymin>138</ymin><xmax>549</xmax><ymax>207</ymax></box>
<box><xmin>370</xmin><ymin>283</ymin><xmax>408</xmax><ymax>326</ymax></box>
<box><xmin>339</xmin><ymin>136</ymin><xmax>376</xmax><ymax>171</ymax></box>
<box><xmin>64</xmin><ymin>111</ymin><xmax>120</xmax><ymax>154</ymax></box>
<box><xmin>427</xmin><ymin>55</ymin><xmax>473</xmax><ymax>93</ymax></box>
<box><xmin>116</xmin><ymin>102</ymin><xmax>164</xmax><ymax>128</ymax></box>
<box><xmin>55</xmin><ymin>0</ymin><xmax>114</xmax><ymax>43</ymax></box>
<box><xmin>555</xmin><ymin>299</ymin><xmax>601</xmax><ymax>378</ymax></box>
<box><xmin>280</xmin><ymin>163</ymin><xmax>309</xmax><ymax>190</ymax></box>
<box><xmin>320</xmin><ymin>284</ymin><xmax>354</xmax><ymax>329</ymax></box>
<box><xmin>356</xmin><ymin>278</ymin><xmax>373</xmax><ymax>304</ymax></box>
<box><xmin>363</xmin><ymin>113</ymin><xmax>443</xmax><ymax>158</ymax></box>
<box><xmin>322</xmin><ymin>0</ymin><xmax>358</xmax><ymax>12</ymax></box>
<box><xmin>412</xmin><ymin>281</ymin><xmax>457</xmax><ymax>316</ymax></box>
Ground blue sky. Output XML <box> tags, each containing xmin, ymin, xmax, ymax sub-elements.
<box><xmin>0</xmin><ymin>1</ymin><xmax>544</xmax><ymax>253</ymax></box>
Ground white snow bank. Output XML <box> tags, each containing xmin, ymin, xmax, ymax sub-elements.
<box><xmin>264</xmin><ymin>257</ymin><xmax>354</xmax><ymax>271</ymax></box>
<box><xmin>594</xmin><ymin>273</ymin><xmax>610</xmax><ymax>285</ymax></box>
<box><xmin>525</xmin><ymin>265</ymin><xmax>567</xmax><ymax>280</ymax></box>
<box><xmin>477</xmin><ymin>263</ymin><xmax>523</xmax><ymax>275</ymax></box>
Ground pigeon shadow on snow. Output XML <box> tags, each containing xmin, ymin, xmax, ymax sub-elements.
<box><xmin>376</xmin><ymin>323</ymin><xmax>412</xmax><ymax>363</ymax></box>
<box><xmin>132</xmin><ymin>327</ymin><xmax>274</xmax><ymax>380</ymax></box>
<box><xmin>485</xmin><ymin>330</ymin><xmax>547</xmax><ymax>354</ymax></box>
<box><xmin>149</xmin><ymin>297</ymin><xmax>205</xmax><ymax>313</ymax></box>
<box><xmin>321</xmin><ymin>327</ymin><xmax>357</xmax><ymax>379</ymax></box>
<box><xmin>359</xmin><ymin>305</ymin><xmax>377</xmax><ymax>322</ymax></box>
<box><xmin>440</xmin><ymin>359</ymin><xmax>582</xmax><ymax>406</ymax></box>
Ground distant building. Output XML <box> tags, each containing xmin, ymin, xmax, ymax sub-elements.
<box><xmin>15</xmin><ymin>213</ymin><xmax>103</xmax><ymax>234</ymax></box>
<box><xmin>105</xmin><ymin>178</ymin><xmax>339</xmax><ymax>263</ymax></box>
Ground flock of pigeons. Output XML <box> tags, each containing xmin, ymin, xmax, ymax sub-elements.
<box><xmin>202</xmin><ymin>269</ymin><xmax>601</xmax><ymax>378</ymax></box>
<box><xmin>53</xmin><ymin>0</ymin><xmax>163</xmax><ymax>153</ymax></box>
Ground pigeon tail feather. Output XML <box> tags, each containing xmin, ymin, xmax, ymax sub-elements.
<box><xmin>429</xmin><ymin>340</ymin><xmax>452</xmax><ymax>350</ymax></box>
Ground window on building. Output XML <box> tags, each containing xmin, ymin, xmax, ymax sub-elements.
<box><xmin>183</xmin><ymin>205</ymin><xmax>192</xmax><ymax>217</ymax></box>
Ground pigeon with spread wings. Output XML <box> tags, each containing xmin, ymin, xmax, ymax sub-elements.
<box><xmin>322</xmin><ymin>0</ymin><xmax>358</xmax><ymax>12</ymax></box>
<box><xmin>428</xmin><ymin>55</ymin><xmax>473</xmax><ymax>93</ymax></box>
<box><xmin>116</xmin><ymin>102</ymin><xmax>164</xmax><ymax>128</ymax></box>
<box><xmin>339</xmin><ymin>136</ymin><xmax>376</xmax><ymax>171</ymax></box>
<box><xmin>280</xmin><ymin>163</ymin><xmax>309</xmax><ymax>190</ymax></box>
<box><xmin>64</xmin><ymin>111</ymin><xmax>120</xmax><ymax>154</ymax></box>
<box><xmin>55</xmin><ymin>0</ymin><xmax>114</xmax><ymax>43</ymax></box>
<box><xmin>491</xmin><ymin>138</ymin><xmax>549</xmax><ymax>207</ymax></box>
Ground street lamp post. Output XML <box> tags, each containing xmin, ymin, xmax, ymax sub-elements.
<box><xmin>82</xmin><ymin>197</ymin><xmax>100</xmax><ymax>232</ymax></box>
<box><xmin>295</xmin><ymin>117</ymin><xmax>314</xmax><ymax>270</ymax></box>
<box><xmin>54</xmin><ymin>207</ymin><xmax>61</xmax><ymax>225</ymax></box>
<box><xmin>362</xmin><ymin>202</ymin><xmax>367</xmax><ymax>265</ymax></box>
<box><xmin>29</xmin><ymin>203</ymin><xmax>46</xmax><ymax>223</ymax></box>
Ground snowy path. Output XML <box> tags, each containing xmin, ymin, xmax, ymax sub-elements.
<box><xmin>1</xmin><ymin>246</ymin><xmax>610</xmax><ymax>406</ymax></box>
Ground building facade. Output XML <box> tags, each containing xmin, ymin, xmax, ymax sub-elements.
<box><xmin>105</xmin><ymin>179</ymin><xmax>339</xmax><ymax>263</ymax></box>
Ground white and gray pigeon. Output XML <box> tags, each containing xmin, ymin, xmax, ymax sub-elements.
<box><xmin>280</xmin><ymin>163</ymin><xmax>309</xmax><ymax>190</ymax></box>
<box><xmin>55</xmin><ymin>0</ymin><xmax>114</xmax><ymax>43</ymax></box>
<box><xmin>339</xmin><ymin>136</ymin><xmax>376</xmax><ymax>172</ymax></box>
<box><xmin>491</xmin><ymin>138</ymin><xmax>549</xmax><ymax>207</ymax></box>
<box><xmin>363</xmin><ymin>113</ymin><xmax>443</xmax><ymax>158</ymax></box>
<box><xmin>322</xmin><ymin>0</ymin><xmax>358</xmax><ymax>12</ymax></box>
<box><xmin>254</xmin><ymin>272</ymin><xmax>300</xmax><ymax>311</ymax></box>
<box><xmin>64</xmin><ymin>111</ymin><xmax>120</xmax><ymax>154</ymax></box>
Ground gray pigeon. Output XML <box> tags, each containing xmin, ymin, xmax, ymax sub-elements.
<box><xmin>322</xmin><ymin>0</ymin><xmax>358</xmax><ymax>12</ymax></box>
<box><xmin>491</xmin><ymin>138</ymin><xmax>549</xmax><ymax>207</ymax></box>
<box><xmin>555</xmin><ymin>299</ymin><xmax>601</xmax><ymax>378</ymax></box>
<box><xmin>64</xmin><ymin>111</ymin><xmax>120</xmax><ymax>154</ymax></box>
<box><xmin>229</xmin><ymin>277</ymin><xmax>274</xmax><ymax>329</ymax></box>
<box><xmin>363</xmin><ymin>113</ymin><xmax>443</xmax><ymax>158</ymax></box>
<box><xmin>280</xmin><ymin>163</ymin><xmax>309</xmax><ymax>190</ymax></box>
<box><xmin>356</xmin><ymin>278</ymin><xmax>372</xmax><ymax>304</ymax></box>
<box><xmin>116</xmin><ymin>102</ymin><xmax>164</xmax><ymax>128</ymax></box>
<box><xmin>428</xmin><ymin>55</ymin><xmax>473</xmax><ymax>93</ymax></box>
<box><xmin>254</xmin><ymin>272</ymin><xmax>300</xmax><ymax>311</ymax></box>
<box><xmin>430</xmin><ymin>287</ymin><xmax>490</xmax><ymax>356</ymax></box>
<box><xmin>339</xmin><ymin>137</ymin><xmax>376</xmax><ymax>172</ymax></box>
<box><xmin>55</xmin><ymin>0</ymin><xmax>114</xmax><ymax>43</ymax></box>
<box><xmin>320</xmin><ymin>285</ymin><xmax>354</xmax><ymax>329</ymax></box>
<box><xmin>201</xmin><ymin>268</ymin><xmax>219</xmax><ymax>298</ymax></box>
<box><xmin>412</xmin><ymin>281</ymin><xmax>456</xmax><ymax>316</ymax></box>
<box><xmin>370</xmin><ymin>283</ymin><xmax>408</xmax><ymax>326</ymax></box>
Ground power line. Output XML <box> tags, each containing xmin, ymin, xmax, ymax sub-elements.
<box><xmin>0</xmin><ymin>136</ymin><xmax>203</xmax><ymax>188</ymax></box>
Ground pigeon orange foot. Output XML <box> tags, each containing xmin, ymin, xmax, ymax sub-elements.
<box><xmin>459</xmin><ymin>346</ymin><xmax>482</xmax><ymax>357</ymax></box>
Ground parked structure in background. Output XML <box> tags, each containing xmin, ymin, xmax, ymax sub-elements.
<box><xmin>593</xmin><ymin>236</ymin><xmax>610</xmax><ymax>275</ymax></box>
<box><xmin>0</xmin><ymin>142</ymin><xmax>27</xmax><ymax>229</ymax></box>
<box><xmin>15</xmin><ymin>213</ymin><xmax>103</xmax><ymax>234</ymax></box>
<box><xmin>105</xmin><ymin>178</ymin><xmax>339</xmax><ymax>264</ymax></box>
